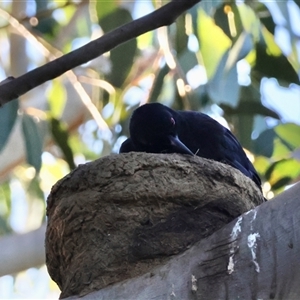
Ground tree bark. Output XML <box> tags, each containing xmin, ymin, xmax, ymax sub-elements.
<box><xmin>63</xmin><ymin>182</ymin><xmax>300</xmax><ymax>300</ymax></box>
<box><xmin>45</xmin><ymin>152</ymin><xmax>264</xmax><ymax>298</ymax></box>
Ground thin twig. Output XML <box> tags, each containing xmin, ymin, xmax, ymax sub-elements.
<box><xmin>0</xmin><ymin>0</ymin><xmax>201</xmax><ymax>106</ymax></box>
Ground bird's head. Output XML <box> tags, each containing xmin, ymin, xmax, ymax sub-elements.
<box><xmin>129</xmin><ymin>103</ymin><xmax>193</xmax><ymax>155</ymax></box>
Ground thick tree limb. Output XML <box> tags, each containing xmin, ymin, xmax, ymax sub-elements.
<box><xmin>45</xmin><ymin>152</ymin><xmax>264</xmax><ymax>298</ymax></box>
<box><xmin>63</xmin><ymin>182</ymin><xmax>300</xmax><ymax>300</ymax></box>
<box><xmin>0</xmin><ymin>0</ymin><xmax>201</xmax><ymax>106</ymax></box>
<box><xmin>0</xmin><ymin>224</ymin><xmax>46</xmax><ymax>276</ymax></box>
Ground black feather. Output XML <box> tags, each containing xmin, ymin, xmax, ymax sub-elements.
<box><xmin>120</xmin><ymin>103</ymin><xmax>262</xmax><ymax>190</ymax></box>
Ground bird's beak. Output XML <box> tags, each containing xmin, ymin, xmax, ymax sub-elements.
<box><xmin>168</xmin><ymin>135</ymin><xmax>194</xmax><ymax>155</ymax></box>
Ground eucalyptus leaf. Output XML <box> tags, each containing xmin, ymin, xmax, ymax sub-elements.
<box><xmin>21</xmin><ymin>114</ymin><xmax>43</xmax><ymax>173</ymax></box>
<box><xmin>253</xmin><ymin>128</ymin><xmax>275</xmax><ymax>158</ymax></box>
<box><xmin>51</xmin><ymin>118</ymin><xmax>76</xmax><ymax>171</ymax></box>
<box><xmin>260</xmin><ymin>26</ymin><xmax>281</xmax><ymax>56</ymax></box>
<box><xmin>272</xmin><ymin>138</ymin><xmax>293</xmax><ymax>160</ymax></box>
<box><xmin>199</xmin><ymin>0</ymin><xmax>222</xmax><ymax>16</ymax></box>
<box><xmin>196</xmin><ymin>8</ymin><xmax>231</xmax><ymax>79</ymax></box>
<box><xmin>0</xmin><ymin>181</ymin><xmax>11</xmax><ymax>219</ymax></box>
<box><xmin>253</xmin><ymin>155</ymin><xmax>270</xmax><ymax>176</ymax></box>
<box><xmin>0</xmin><ymin>99</ymin><xmax>18</xmax><ymax>152</ymax></box>
<box><xmin>265</xmin><ymin>158</ymin><xmax>300</xmax><ymax>189</ymax></box>
<box><xmin>175</xmin><ymin>15</ymin><xmax>189</xmax><ymax>55</ymax></box>
<box><xmin>253</xmin><ymin>43</ymin><xmax>300</xmax><ymax>86</ymax></box>
<box><xmin>178</xmin><ymin>50</ymin><xmax>198</xmax><ymax>75</ymax></box>
<box><xmin>34</xmin><ymin>0</ymin><xmax>58</xmax><ymax>37</ymax></box>
<box><xmin>225</xmin><ymin>31</ymin><xmax>253</xmax><ymax>71</ymax></box>
<box><xmin>271</xmin><ymin>177</ymin><xmax>292</xmax><ymax>191</ymax></box>
<box><xmin>213</xmin><ymin>3</ymin><xmax>232</xmax><ymax>38</ymax></box>
<box><xmin>248</xmin><ymin>2</ymin><xmax>276</xmax><ymax>34</ymax></box>
<box><xmin>236</xmin><ymin>115</ymin><xmax>254</xmax><ymax>150</ymax></box>
<box><xmin>221</xmin><ymin>102</ymin><xmax>279</xmax><ymax>119</ymax></box>
<box><xmin>0</xmin><ymin>178</ymin><xmax>14</xmax><ymax>241</ymax></box>
<box><xmin>99</xmin><ymin>8</ymin><xmax>137</xmax><ymax>88</ymax></box>
<box><xmin>200</xmin><ymin>16</ymin><xmax>256</xmax><ymax>108</ymax></box>
<box><xmin>214</xmin><ymin>3</ymin><xmax>244</xmax><ymax>39</ymax></box>
<box><xmin>95</xmin><ymin>0</ymin><xmax>119</xmax><ymax>20</ymax></box>
<box><xmin>275</xmin><ymin>123</ymin><xmax>300</xmax><ymax>150</ymax></box>
<box><xmin>237</xmin><ymin>3</ymin><xmax>260</xmax><ymax>38</ymax></box>
<box><xmin>47</xmin><ymin>80</ymin><xmax>67</xmax><ymax>119</ymax></box>
<box><xmin>148</xmin><ymin>65</ymin><xmax>170</xmax><ymax>103</ymax></box>
<box><xmin>222</xmin><ymin>85</ymin><xmax>278</xmax><ymax>150</ymax></box>
<box><xmin>207</xmin><ymin>50</ymin><xmax>240</xmax><ymax>107</ymax></box>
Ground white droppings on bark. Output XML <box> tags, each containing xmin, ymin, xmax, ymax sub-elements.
<box><xmin>247</xmin><ymin>233</ymin><xmax>261</xmax><ymax>273</ymax></box>
<box><xmin>170</xmin><ymin>284</ymin><xmax>176</xmax><ymax>298</ymax></box>
<box><xmin>228</xmin><ymin>216</ymin><xmax>243</xmax><ymax>274</ymax></box>
<box><xmin>231</xmin><ymin>216</ymin><xmax>243</xmax><ymax>239</ymax></box>
<box><xmin>246</xmin><ymin>208</ymin><xmax>258</xmax><ymax>230</ymax></box>
<box><xmin>191</xmin><ymin>275</ymin><xmax>197</xmax><ymax>291</ymax></box>
<box><xmin>227</xmin><ymin>256</ymin><xmax>235</xmax><ymax>274</ymax></box>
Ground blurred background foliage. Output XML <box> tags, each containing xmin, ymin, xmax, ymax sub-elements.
<box><xmin>0</xmin><ymin>0</ymin><xmax>299</xmax><ymax>297</ymax></box>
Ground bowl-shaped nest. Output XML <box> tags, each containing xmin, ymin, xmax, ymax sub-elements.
<box><xmin>45</xmin><ymin>153</ymin><xmax>264</xmax><ymax>298</ymax></box>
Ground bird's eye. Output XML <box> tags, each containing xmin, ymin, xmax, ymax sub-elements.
<box><xmin>170</xmin><ymin>117</ymin><xmax>175</xmax><ymax>126</ymax></box>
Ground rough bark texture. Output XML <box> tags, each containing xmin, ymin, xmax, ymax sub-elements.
<box><xmin>45</xmin><ymin>152</ymin><xmax>264</xmax><ymax>298</ymax></box>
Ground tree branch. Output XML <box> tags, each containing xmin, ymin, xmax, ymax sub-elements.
<box><xmin>0</xmin><ymin>224</ymin><xmax>46</xmax><ymax>276</ymax></box>
<box><xmin>0</xmin><ymin>0</ymin><xmax>201</xmax><ymax>106</ymax></box>
<box><xmin>63</xmin><ymin>182</ymin><xmax>300</xmax><ymax>300</ymax></box>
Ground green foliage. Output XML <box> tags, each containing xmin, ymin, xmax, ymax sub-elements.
<box><xmin>34</xmin><ymin>0</ymin><xmax>59</xmax><ymax>37</ymax></box>
<box><xmin>149</xmin><ymin>65</ymin><xmax>170</xmax><ymax>103</ymax></box>
<box><xmin>197</xmin><ymin>8</ymin><xmax>231</xmax><ymax>79</ymax></box>
<box><xmin>275</xmin><ymin>123</ymin><xmax>300</xmax><ymax>150</ymax></box>
<box><xmin>21</xmin><ymin>114</ymin><xmax>44</xmax><ymax>173</ymax></box>
<box><xmin>95</xmin><ymin>0</ymin><xmax>119</xmax><ymax>20</ymax></box>
<box><xmin>253</xmin><ymin>43</ymin><xmax>300</xmax><ymax>86</ymax></box>
<box><xmin>253</xmin><ymin>122</ymin><xmax>300</xmax><ymax>191</ymax></box>
<box><xmin>0</xmin><ymin>99</ymin><xmax>19</xmax><ymax>152</ymax></box>
<box><xmin>98</xmin><ymin>8</ymin><xmax>137</xmax><ymax>88</ymax></box>
<box><xmin>0</xmin><ymin>1</ymin><xmax>300</xmax><ymax>244</ymax></box>
<box><xmin>50</xmin><ymin>118</ymin><xmax>75</xmax><ymax>170</ymax></box>
<box><xmin>0</xmin><ymin>1</ymin><xmax>299</xmax><ymax>294</ymax></box>
<box><xmin>0</xmin><ymin>181</ymin><xmax>12</xmax><ymax>235</ymax></box>
<box><xmin>265</xmin><ymin>158</ymin><xmax>300</xmax><ymax>191</ymax></box>
<box><xmin>47</xmin><ymin>80</ymin><xmax>67</xmax><ymax>119</ymax></box>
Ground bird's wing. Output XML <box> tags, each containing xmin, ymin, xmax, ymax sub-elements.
<box><xmin>222</xmin><ymin>129</ymin><xmax>261</xmax><ymax>187</ymax></box>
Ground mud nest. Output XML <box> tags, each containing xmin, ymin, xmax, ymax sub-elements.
<box><xmin>45</xmin><ymin>152</ymin><xmax>264</xmax><ymax>298</ymax></box>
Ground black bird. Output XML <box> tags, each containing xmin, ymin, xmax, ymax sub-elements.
<box><xmin>120</xmin><ymin>103</ymin><xmax>262</xmax><ymax>189</ymax></box>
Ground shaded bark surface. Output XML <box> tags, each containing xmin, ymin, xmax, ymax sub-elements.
<box><xmin>45</xmin><ymin>152</ymin><xmax>264</xmax><ymax>298</ymax></box>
